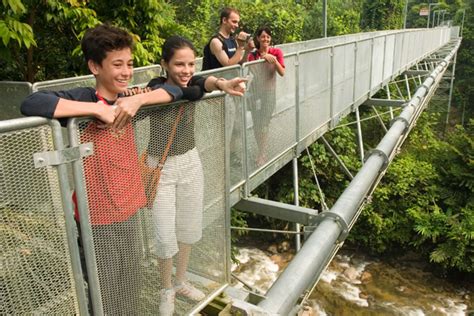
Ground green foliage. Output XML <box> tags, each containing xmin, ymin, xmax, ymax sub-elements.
<box><xmin>87</xmin><ymin>0</ymin><xmax>177</xmax><ymax>66</ymax></box>
<box><xmin>361</xmin><ymin>0</ymin><xmax>405</xmax><ymax>30</ymax></box>
<box><xmin>302</xmin><ymin>0</ymin><xmax>362</xmax><ymax>39</ymax></box>
<box><xmin>350</xmin><ymin>114</ymin><xmax>474</xmax><ymax>272</ymax></box>
<box><xmin>171</xmin><ymin>0</ymin><xmax>217</xmax><ymax>55</ymax></box>
<box><xmin>0</xmin><ymin>0</ymin><xmax>100</xmax><ymax>81</ymax></box>
<box><xmin>454</xmin><ymin>0</ymin><xmax>474</xmax><ymax>124</ymax></box>
<box><xmin>219</xmin><ymin>0</ymin><xmax>306</xmax><ymax>46</ymax></box>
<box><xmin>0</xmin><ymin>0</ymin><xmax>36</xmax><ymax>72</ymax></box>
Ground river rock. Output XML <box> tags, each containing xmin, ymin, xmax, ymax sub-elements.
<box><xmin>297</xmin><ymin>305</ymin><xmax>314</xmax><ymax>316</ymax></box>
<box><xmin>360</xmin><ymin>271</ymin><xmax>372</xmax><ymax>284</ymax></box>
<box><xmin>343</xmin><ymin>267</ymin><xmax>359</xmax><ymax>281</ymax></box>
<box><xmin>278</xmin><ymin>240</ymin><xmax>291</xmax><ymax>252</ymax></box>
<box><xmin>270</xmin><ymin>253</ymin><xmax>295</xmax><ymax>269</ymax></box>
<box><xmin>267</xmin><ymin>244</ymin><xmax>278</xmax><ymax>254</ymax></box>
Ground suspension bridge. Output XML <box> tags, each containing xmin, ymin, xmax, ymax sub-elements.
<box><xmin>0</xmin><ymin>25</ymin><xmax>461</xmax><ymax>315</ymax></box>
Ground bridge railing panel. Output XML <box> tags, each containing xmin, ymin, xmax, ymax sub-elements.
<box><xmin>1</xmin><ymin>118</ymin><xmax>86</xmax><ymax>314</ymax></box>
<box><xmin>392</xmin><ymin>33</ymin><xmax>404</xmax><ymax>75</ymax></box>
<box><xmin>0</xmin><ymin>81</ymin><xmax>32</xmax><ymax>120</ymax></box>
<box><xmin>371</xmin><ymin>36</ymin><xmax>385</xmax><ymax>92</ymax></box>
<box><xmin>242</xmin><ymin>56</ymin><xmax>297</xmax><ymax>176</ymax></box>
<box><xmin>68</xmin><ymin>96</ymin><xmax>228</xmax><ymax>315</ymax></box>
<box><xmin>198</xmin><ymin>66</ymin><xmax>244</xmax><ymax>189</ymax></box>
<box><xmin>332</xmin><ymin>43</ymin><xmax>356</xmax><ymax>122</ymax></box>
<box><xmin>451</xmin><ymin>26</ymin><xmax>460</xmax><ymax>38</ymax></box>
<box><xmin>383</xmin><ymin>34</ymin><xmax>396</xmax><ymax>81</ymax></box>
<box><xmin>298</xmin><ymin>47</ymin><xmax>331</xmax><ymax>142</ymax></box>
<box><xmin>354</xmin><ymin>39</ymin><xmax>372</xmax><ymax>104</ymax></box>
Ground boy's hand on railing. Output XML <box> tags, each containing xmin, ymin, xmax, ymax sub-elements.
<box><xmin>220</xmin><ymin>77</ymin><xmax>248</xmax><ymax>97</ymax></box>
<box><xmin>112</xmin><ymin>86</ymin><xmax>153</xmax><ymax>129</ymax></box>
<box><xmin>95</xmin><ymin>100</ymin><xmax>116</xmax><ymax>128</ymax></box>
<box><xmin>113</xmin><ymin>96</ymin><xmax>140</xmax><ymax>129</ymax></box>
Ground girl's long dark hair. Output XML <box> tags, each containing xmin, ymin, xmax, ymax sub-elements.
<box><xmin>162</xmin><ymin>35</ymin><xmax>196</xmax><ymax>63</ymax></box>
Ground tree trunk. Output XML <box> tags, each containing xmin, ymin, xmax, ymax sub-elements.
<box><xmin>25</xmin><ymin>7</ymin><xmax>37</xmax><ymax>82</ymax></box>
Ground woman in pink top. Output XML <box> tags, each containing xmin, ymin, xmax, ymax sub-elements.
<box><xmin>247</xmin><ymin>26</ymin><xmax>285</xmax><ymax>166</ymax></box>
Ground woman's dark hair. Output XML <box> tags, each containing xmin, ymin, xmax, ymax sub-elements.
<box><xmin>81</xmin><ymin>23</ymin><xmax>133</xmax><ymax>65</ymax></box>
<box><xmin>254</xmin><ymin>26</ymin><xmax>272</xmax><ymax>50</ymax></box>
<box><xmin>162</xmin><ymin>35</ymin><xmax>196</xmax><ymax>63</ymax></box>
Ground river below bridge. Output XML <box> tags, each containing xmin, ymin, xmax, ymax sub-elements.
<box><xmin>231</xmin><ymin>244</ymin><xmax>473</xmax><ymax>315</ymax></box>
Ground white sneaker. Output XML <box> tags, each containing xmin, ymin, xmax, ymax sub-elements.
<box><xmin>159</xmin><ymin>288</ymin><xmax>175</xmax><ymax>316</ymax></box>
<box><xmin>174</xmin><ymin>281</ymin><xmax>205</xmax><ymax>301</ymax></box>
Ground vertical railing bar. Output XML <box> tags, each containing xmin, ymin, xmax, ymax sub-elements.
<box><xmin>404</xmin><ymin>74</ymin><xmax>412</xmax><ymax>100</ymax></box>
<box><xmin>329</xmin><ymin>46</ymin><xmax>335</xmax><ymax>127</ymax></box>
<box><xmin>241</xmin><ymin>67</ymin><xmax>250</xmax><ymax>198</ymax></box>
<box><xmin>67</xmin><ymin>118</ymin><xmax>104</xmax><ymax>315</ymax></box>
<box><xmin>385</xmin><ymin>84</ymin><xmax>394</xmax><ymax>120</ymax></box>
<box><xmin>224</xmin><ymin>95</ymin><xmax>232</xmax><ymax>283</ymax></box>
<box><xmin>49</xmin><ymin>119</ymin><xmax>89</xmax><ymax>315</ymax></box>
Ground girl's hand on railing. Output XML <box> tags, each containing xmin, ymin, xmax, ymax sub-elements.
<box><xmin>219</xmin><ymin>77</ymin><xmax>248</xmax><ymax>97</ymax></box>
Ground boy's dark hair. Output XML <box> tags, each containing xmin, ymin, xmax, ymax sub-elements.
<box><xmin>162</xmin><ymin>35</ymin><xmax>196</xmax><ymax>63</ymax></box>
<box><xmin>81</xmin><ymin>24</ymin><xmax>134</xmax><ymax>65</ymax></box>
<box><xmin>219</xmin><ymin>7</ymin><xmax>239</xmax><ymax>25</ymax></box>
<box><xmin>254</xmin><ymin>26</ymin><xmax>272</xmax><ymax>50</ymax></box>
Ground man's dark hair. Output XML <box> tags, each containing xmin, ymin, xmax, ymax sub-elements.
<box><xmin>81</xmin><ymin>23</ymin><xmax>134</xmax><ymax>65</ymax></box>
<box><xmin>219</xmin><ymin>7</ymin><xmax>239</xmax><ymax>25</ymax></box>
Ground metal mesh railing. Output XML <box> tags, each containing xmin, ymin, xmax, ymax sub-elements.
<box><xmin>68</xmin><ymin>97</ymin><xmax>228</xmax><ymax>315</ymax></box>
<box><xmin>0</xmin><ymin>81</ymin><xmax>32</xmax><ymax>120</ymax></box>
<box><xmin>1</xmin><ymin>118</ymin><xmax>83</xmax><ymax>314</ymax></box>
<box><xmin>199</xmin><ymin>66</ymin><xmax>244</xmax><ymax>189</ymax></box>
<box><xmin>243</xmin><ymin>58</ymin><xmax>297</xmax><ymax>175</ymax></box>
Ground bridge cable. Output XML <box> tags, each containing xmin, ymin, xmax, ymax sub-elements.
<box><xmin>305</xmin><ymin>147</ymin><xmax>329</xmax><ymax>212</ymax></box>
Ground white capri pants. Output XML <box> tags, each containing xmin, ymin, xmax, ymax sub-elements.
<box><xmin>148</xmin><ymin>147</ymin><xmax>204</xmax><ymax>259</ymax></box>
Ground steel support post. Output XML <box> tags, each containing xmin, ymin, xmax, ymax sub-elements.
<box><xmin>355</xmin><ymin>108</ymin><xmax>365</xmax><ymax>162</ymax></box>
<box><xmin>242</xmin><ymin>83</ymin><xmax>250</xmax><ymax>198</ymax></box>
<box><xmin>445</xmin><ymin>52</ymin><xmax>457</xmax><ymax>125</ymax></box>
<box><xmin>329</xmin><ymin>46</ymin><xmax>335</xmax><ymax>126</ymax></box>
<box><xmin>67</xmin><ymin>118</ymin><xmax>104</xmax><ymax>315</ymax></box>
<box><xmin>50</xmin><ymin>120</ymin><xmax>90</xmax><ymax>315</ymax></box>
<box><xmin>293</xmin><ymin>158</ymin><xmax>301</xmax><ymax>251</ymax></box>
<box><xmin>405</xmin><ymin>74</ymin><xmax>412</xmax><ymax>99</ymax></box>
<box><xmin>385</xmin><ymin>84</ymin><xmax>394</xmax><ymax>119</ymax></box>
